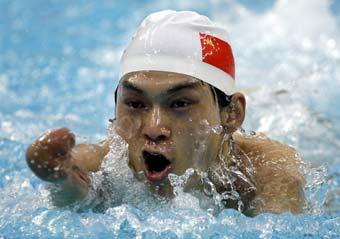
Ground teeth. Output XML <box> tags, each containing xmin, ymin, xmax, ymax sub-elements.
<box><xmin>143</xmin><ymin>151</ymin><xmax>171</xmax><ymax>172</ymax></box>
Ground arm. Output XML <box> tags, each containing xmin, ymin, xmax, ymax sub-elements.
<box><xmin>26</xmin><ymin>128</ymin><xmax>109</xmax><ymax>206</ymax></box>
<box><xmin>235</xmin><ymin>133</ymin><xmax>306</xmax><ymax>215</ymax></box>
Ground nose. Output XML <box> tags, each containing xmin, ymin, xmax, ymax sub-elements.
<box><xmin>142</xmin><ymin>106</ymin><xmax>171</xmax><ymax>142</ymax></box>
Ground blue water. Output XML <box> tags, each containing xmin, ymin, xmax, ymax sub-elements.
<box><xmin>1</xmin><ymin>0</ymin><xmax>340</xmax><ymax>238</ymax></box>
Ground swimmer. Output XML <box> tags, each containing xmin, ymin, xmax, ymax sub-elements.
<box><xmin>26</xmin><ymin>10</ymin><xmax>305</xmax><ymax>215</ymax></box>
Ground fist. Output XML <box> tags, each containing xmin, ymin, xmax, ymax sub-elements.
<box><xmin>26</xmin><ymin>128</ymin><xmax>75</xmax><ymax>182</ymax></box>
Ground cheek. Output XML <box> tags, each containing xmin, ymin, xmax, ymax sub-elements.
<box><xmin>116</xmin><ymin>114</ymin><xmax>142</xmax><ymax>142</ymax></box>
<box><xmin>127</xmin><ymin>144</ymin><xmax>143</xmax><ymax>172</ymax></box>
<box><xmin>171</xmin><ymin>121</ymin><xmax>205</xmax><ymax>164</ymax></box>
<box><xmin>173</xmin><ymin>118</ymin><xmax>221</xmax><ymax>169</ymax></box>
<box><xmin>116</xmin><ymin>110</ymin><xmax>143</xmax><ymax>172</ymax></box>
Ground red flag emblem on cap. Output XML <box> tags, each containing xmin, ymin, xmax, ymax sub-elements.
<box><xmin>199</xmin><ymin>32</ymin><xmax>235</xmax><ymax>79</ymax></box>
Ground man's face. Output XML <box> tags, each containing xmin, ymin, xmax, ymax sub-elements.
<box><xmin>115</xmin><ymin>71</ymin><xmax>223</xmax><ymax>184</ymax></box>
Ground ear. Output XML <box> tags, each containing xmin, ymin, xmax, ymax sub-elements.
<box><xmin>220</xmin><ymin>92</ymin><xmax>246</xmax><ymax>134</ymax></box>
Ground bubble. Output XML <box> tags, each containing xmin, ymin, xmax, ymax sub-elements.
<box><xmin>238</xmin><ymin>128</ymin><xmax>246</xmax><ymax>134</ymax></box>
<box><xmin>211</xmin><ymin>125</ymin><xmax>223</xmax><ymax>134</ymax></box>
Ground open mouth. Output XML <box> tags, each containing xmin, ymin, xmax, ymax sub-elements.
<box><xmin>143</xmin><ymin>151</ymin><xmax>172</xmax><ymax>182</ymax></box>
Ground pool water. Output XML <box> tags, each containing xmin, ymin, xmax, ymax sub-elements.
<box><xmin>1</xmin><ymin>0</ymin><xmax>339</xmax><ymax>238</ymax></box>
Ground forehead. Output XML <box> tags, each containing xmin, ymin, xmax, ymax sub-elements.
<box><xmin>119</xmin><ymin>71</ymin><xmax>207</xmax><ymax>92</ymax></box>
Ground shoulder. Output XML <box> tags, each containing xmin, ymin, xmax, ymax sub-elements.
<box><xmin>233</xmin><ymin>132</ymin><xmax>305</xmax><ymax>214</ymax></box>
<box><xmin>233</xmin><ymin>132</ymin><xmax>302</xmax><ymax>170</ymax></box>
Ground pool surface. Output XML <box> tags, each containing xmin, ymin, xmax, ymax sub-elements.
<box><xmin>1</xmin><ymin>0</ymin><xmax>340</xmax><ymax>238</ymax></box>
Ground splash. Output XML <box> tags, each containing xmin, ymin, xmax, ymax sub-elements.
<box><xmin>1</xmin><ymin>0</ymin><xmax>339</xmax><ymax>238</ymax></box>
<box><xmin>72</xmin><ymin>121</ymin><xmax>330</xmax><ymax>218</ymax></box>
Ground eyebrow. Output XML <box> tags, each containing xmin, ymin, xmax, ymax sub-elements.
<box><xmin>121</xmin><ymin>80</ymin><xmax>201</xmax><ymax>97</ymax></box>
<box><xmin>121</xmin><ymin>81</ymin><xmax>145</xmax><ymax>95</ymax></box>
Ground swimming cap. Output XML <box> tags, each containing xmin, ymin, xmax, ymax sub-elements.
<box><xmin>120</xmin><ymin>10</ymin><xmax>235</xmax><ymax>95</ymax></box>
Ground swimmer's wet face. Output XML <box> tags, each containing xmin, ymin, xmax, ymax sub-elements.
<box><xmin>115</xmin><ymin>71</ymin><xmax>226</xmax><ymax>183</ymax></box>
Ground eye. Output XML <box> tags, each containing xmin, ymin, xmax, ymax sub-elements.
<box><xmin>170</xmin><ymin>99</ymin><xmax>192</xmax><ymax>108</ymax></box>
<box><xmin>126</xmin><ymin>100</ymin><xmax>146</xmax><ymax>109</ymax></box>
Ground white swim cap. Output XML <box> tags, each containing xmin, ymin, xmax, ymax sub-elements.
<box><xmin>120</xmin><ymin>10</ymin><xmax>235</xmax><ymax>95</ymax></box>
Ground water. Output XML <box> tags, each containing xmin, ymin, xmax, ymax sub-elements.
<box><xmin>1</xmin><ymin>0</ymin><xmax>340</xmax><ymax>238</ymax></box>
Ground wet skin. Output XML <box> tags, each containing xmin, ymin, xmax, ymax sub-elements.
<box><xmin>26</xmin><ymin>71</ymin><xmax>305</xmax><ymax>214</ymax></box>
<box><xmin>115</xmin><ymin>71</ymin><xmax>226</xmax><ymax>184</ymax></box>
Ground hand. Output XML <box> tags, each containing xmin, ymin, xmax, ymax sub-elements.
<box><xmin>26</xmin><ymin>128</ymin><xmax>76</xmax><ymax>182</ymax></box>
